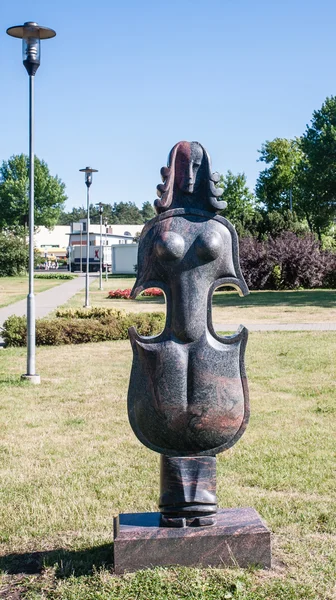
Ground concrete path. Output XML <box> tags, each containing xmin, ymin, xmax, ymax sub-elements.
<box><xmin>0</xmin><ymin>274</ymin><xmax>91</xmax><ymax>329</ymax></box>
<box><xmin>213</xmin><ymin>322</ymin><xmax>336</xmax><ymax>331</ymax></box>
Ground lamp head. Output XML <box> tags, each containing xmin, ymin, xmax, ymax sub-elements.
<box><xmin>6</xmin><ymin>21</ymin><xmax>56</xmax><ymax>76</ymax></box>
<box><xmin>79</xmin><ymin>166</ymin><xmax>98</xmax><ymax>188</ymax></box>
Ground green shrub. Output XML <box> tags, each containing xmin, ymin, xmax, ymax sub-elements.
<box><xmin>2</xmin><ymin>311</ymin><xmax>165</xmax><ymax>347</ymax></box>
<box><xmin>0</xmin><ymin>233</ymin><xmax>28</xmax><ymax>276</ymax></box>
<box><xmin>34</xmin><ymin>273</ymin><xmax>74</xmax><ymax>280</ymax></box>
<box><xmin>126</xmin><ymin>312</ymin><xmax>166</xmax><ymax>336</ymax></box>
<box><xmin>1</xmin><ymin>315</ymin><xmax>27</xmax><ymax>347</ymax></box>
<box><xmin>271</xmin><ymin>264</ymin><xmax>282</xmax><ymax>289</ymax></box>
<box><xmin>55</xmin><ymin>307</ymin><xmax>125</xmax><ymax>320</ymax></box>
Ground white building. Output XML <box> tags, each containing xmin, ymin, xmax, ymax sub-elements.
<box><xmin>69</xmin><ymin>220</ymin><xmax>142</xmax><ymax>247</ymax></box>
<box><xmin>76</xmin><ymin>222</ymin><xmax>143</xmax><ymax>239</ymax></box>
<box><xmin>68</xmin><ymin>221</ymin><xmax>143</xmax><ymax>273</ymax></box>
<box><xmin>34</xmin><ymin>226</ymin><xmax>70</xmax><ymax>259</ymax></box>
<box><xmin>33</xmin><ymin>222</ymin><xmax>144</xmax><ymax>262</ymax></box>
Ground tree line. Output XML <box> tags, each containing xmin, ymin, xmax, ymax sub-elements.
<box><xmin>1</xmin><ymin>96</ymin><xmax>336</xmax><ymax>245</ymax></box>
<box><xmin>57</xmin><ymin>201</ymin><xmax>155</xmax><ymax>226</ymax></box>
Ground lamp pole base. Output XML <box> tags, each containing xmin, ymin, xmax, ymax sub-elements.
<box><xmin>21</xmin><ymin>374</ymin><xmax>41</xmax><ymax>385</ymax></box>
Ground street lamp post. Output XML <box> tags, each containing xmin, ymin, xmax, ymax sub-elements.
<box><xmin>80</xmin><ymin>222</ymin><xmax>83</xmax><ymax>272</ymax></box>
<box><xmin>96</xmin><ymin>202</ymin><xmax>103</xmax><ymax>290</ymax></box>
<box><xmin>6</xmin><ymin>21</ymin><xmax>56</xmax><ymax>385</ymax></box>
<box><xmin>79</xmin><ymin>167</ymin><xmax>98</xmax><ymax>307</ymax></box>
<box><xmin>104</xmin><ymin>218</ymin><xmax>108</xmax><ymax>281</ymax></box>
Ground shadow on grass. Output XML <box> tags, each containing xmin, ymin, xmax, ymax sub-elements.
<box><xmin>0</xmin><ymin>377</ymin><xmax>28</xmax><ymax>386</ymax></box>
<box><xmin>0</xmin><ymin>543</ymin><xmax>114</xmax><ymax>578</ymax></box>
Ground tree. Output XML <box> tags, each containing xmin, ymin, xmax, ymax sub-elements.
<box><xmin>218</xmin><ymin>171</ymin><xmax>256</xmax><ymax>236</ymax></box>
<box><xmin>0</xmin><ymin>154</ymin><xmax>67</xmax><ymax>231</ymax></box>
<box><xmin>141</xmin><ymin>201</ymin><xmax>156</xmax><ymax>222</ymax></box>
<box><xmin>0</xmin><ymin>232</ymin><xmax>39</xmax><ymax>276</ymax></box>
<box><xmin>111</xmin><ymin>201</ymin><xmax>143</xmax><ymax>224</ymax></box>
<box><xmin>255</xmin><ymin>138</ymin><xmax>303</xmax><ymax>213</ymax></box>
<box><xmin>58</xmin><ymin>206</ymin><xmax>86</xmax><ymax>225</ymax></box>
<box><xmin>0</xmin><ymin>233</ymin><xmax>28</xmax><ymax>275</ymax></box>
<box><xmin>298</xmin><ymin>96</ymin><xmax>336</xmax><ymax>239</ymax></box>
<box><xmin>254</xmin><ymin>208</ymin><xmax>308</xmax><ymax>240</ymax></box>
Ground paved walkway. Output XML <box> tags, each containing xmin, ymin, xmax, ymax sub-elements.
<box><xmin>0</xmin><ymin>274</ymin><xmax>91</xmax><ymax>329</ymax></box>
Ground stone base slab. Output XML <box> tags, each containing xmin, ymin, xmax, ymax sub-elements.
<box><xmin>113</xmin><ymin>507</ymin><xmax>271</xmax><ymax>574</ymax></box>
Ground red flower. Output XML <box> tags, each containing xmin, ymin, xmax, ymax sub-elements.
<box><xmin>108</xmin><ymin>288</ymin><xmax>132</xmax><ymax>299</ymax></box>
<box><xmin>142</xmin><ymin>288</ymin><xmax>164</xmax><ymax>297</ymax></box>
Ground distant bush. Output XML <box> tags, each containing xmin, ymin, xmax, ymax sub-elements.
<box><xmin>267</xmin><ymin>232</ymin><xmax>334</xmax><ymax>289</ymax></box>
<box><xmin>321</xmin><ymin>249</ymin><xmax>336</xmax><ymax>288</ymax></box>
<box><xmin>239</xmin><ymin>237</ymin><xmax>274</xmax><ymax>290</ymax></box>
<box><xmin>34</xmin><ymin>273</ymin><xmax>74</xmax><ymax>280</ymax></box>
<box><xmin>239</xmin><ymin>231</ymin><xmax>336</xmax><ymax>290</ymax></box>
<box><xmin>2</xmin><ymin>310</ymin><xmax>165</xmax><ymax>347</ymax></box>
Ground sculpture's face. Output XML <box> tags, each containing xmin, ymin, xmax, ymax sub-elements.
<box><xmin>175</xmin><ymin>142</ymin><xmax>204</xmax><ymax>194</ymax></box>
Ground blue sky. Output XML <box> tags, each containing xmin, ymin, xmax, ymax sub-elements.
<box><xmin>1</xmin><ymin>0</ymin><xmax>336</xmax><ymax>211</ymax></box>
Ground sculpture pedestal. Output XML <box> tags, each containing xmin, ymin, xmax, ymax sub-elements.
<box><xmin>113</xmin><ymin>507</ymin><xmax>271</xmax><ymax>574</ymax></box>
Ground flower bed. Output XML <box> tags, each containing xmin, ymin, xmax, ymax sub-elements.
<box><xmin>108</xmin><ymin>289</ymin><xmax>132</xmax><ymax>299</ymax></box>
<box><xmin>142</xmin><ymin>288</ymin><xmax>164</xmax><ymax>297</ymax></box>
<box><xmin>108</xmin><ymin>288</ymin><xmax>163</xmax><ymax>299</ymax></box>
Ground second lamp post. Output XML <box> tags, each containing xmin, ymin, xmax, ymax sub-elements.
<box><xmin>96</xmin><ymin>202</ymin><xmax>104</xmax><ymax>291</ymax></box>
<box><xmin>79</xmin><ymin>166</ymin><xmax>98</xmax><ymax>308</ymax></box>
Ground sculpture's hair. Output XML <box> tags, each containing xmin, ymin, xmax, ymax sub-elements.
<box><xmin>154</xmin><ymin>141</ymin><xmax>226</xmax><ymax>214</ymax></box>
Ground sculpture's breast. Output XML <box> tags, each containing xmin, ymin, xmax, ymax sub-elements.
<box><xmin>135</xmin><ymin>214</ymin><xmax>237</xmax><ymax>287</ymax></box>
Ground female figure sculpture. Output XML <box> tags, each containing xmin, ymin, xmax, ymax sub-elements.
<box><xmin>127</xmin><ymin>141</ymin><xmax>250</xmax><ymax>527</ymax></box>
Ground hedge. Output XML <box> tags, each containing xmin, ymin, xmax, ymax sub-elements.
<box><xmin>2</xmin><ymin>310</ymin><xmax>165</xmax><ymax>347</ymax></box>
<box><xmin>55</xmin><ymin>307</ymin><xmax>125</xmax><ymax>319</ymax></box>
<box><xmin>239</xmin><ymin>231</ymin><xmax>336</xmax><ymax>290</ymax></box>
<box><xmin>34</xmin><ymin>273</ymin><xmax>74</xmax><ymax>280</ymax></box>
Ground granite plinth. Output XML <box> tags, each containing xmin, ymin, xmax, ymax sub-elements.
<box><xmin>113</xmin><ymin>507</ymin><xmax>271</xmax><ymax>574</ymax></box>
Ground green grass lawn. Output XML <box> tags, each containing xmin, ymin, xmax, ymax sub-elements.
<box><xmin>63</xmin><ymin>279</ymin><xmax>336</xmax><ymax>324</ymax></box>
<box><xmin>0</xmin><ymin>276</ymin><xmax>66</xmax><ymax>309</ymax></box>
<box><xmin>0</xmin><ymin>332</ymin><xmax>335</xmax><ymax>599</ymax></box>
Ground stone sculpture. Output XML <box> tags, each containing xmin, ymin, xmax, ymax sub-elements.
<box><xmin>114</xmin><ymin>141</ymin><xmax>271</xmax><ymax>572</ymax></box>
<box><xmin>128</xmin><ymin>140</ymin><xmax>249</xmax><ymax>525</ymax></box>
